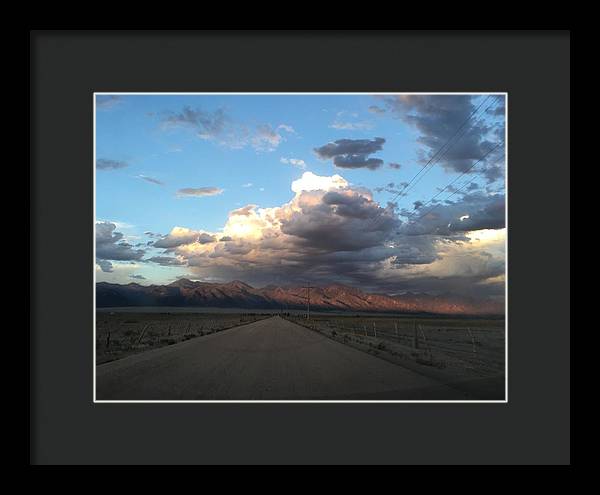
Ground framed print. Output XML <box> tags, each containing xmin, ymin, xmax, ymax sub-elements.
<box><xmin>30</xmin><ymin>31</ymin><xmax>570</xmax><ymax>465</ymax></box>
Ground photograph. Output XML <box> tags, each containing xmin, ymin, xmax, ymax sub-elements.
<box><xmin>94</xmin><ymin>93</ymin><xmax>507</xmax><ymax>402</ymax></box>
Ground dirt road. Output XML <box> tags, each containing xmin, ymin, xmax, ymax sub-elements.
<box><xmin>96</xmin><ymin>316</ymin><xmax>468</xmax><ymax>400</ymax></box>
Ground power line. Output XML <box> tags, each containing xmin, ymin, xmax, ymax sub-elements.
<box><xmin>412</xmin><ymin>151</ymin><xmax>505</xmax><ymax>223</ymax></box>
<box><xmin>384</xmin><ymin>95</ymin><xmax>493</xmax><ymax>207</ymax></box>
<box><xmin>398</xmin><ymin>96</ymin><xmax>502</xmax><ymax>200</ymax></box>
<box><xmin>368</xmin><ymin>95</ymin><xmax>501</xmax><ymax>232</ymax></box>
<box><xmin>412</xmin><ymin>141</ymin><xmax>505</xmax><ymax>214</ymax></box>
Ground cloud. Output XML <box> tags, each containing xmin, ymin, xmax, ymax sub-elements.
<box><xmin>251</xmin><ymin>124</ymin><xmax>283</xmax><ymax>152</ymax></box>
<box><xmin>242</xmin><ymin>183</ymin><xmax>253</xmax><ymax>188</ymax></box>
<box><xmin>96</xmin><ymin>222</ymin><xmax>145</xmax><ymax>263</ymax></box>
<box><xmin>277</xmin><ymin>124</ymin><xmax>296</xmax><ymax>134</ymax></box>
<box><xmin>147</xmin><ymin>256</ymin><xmax>186</xmax><ymax>266</ymax></box>
<box><xmin>314</xmin><ymin>137</ymin><xmax>385</xmax><ymax>170</ymax></box>
<box><xmin>329</xmin><ymin>120</ymin><xmax>373</xmax><ymax>131</ymax></box>
<box><xmin>291</xmin><ymin>171</ymin><xmax>348</xmax><ymax>193</ymax></box>
<box><xmin>176</xmin><ymin>187</ymin><xmax>224</xmax><ymax>198</ymax></box>
<box><xmin>96</xmin><ymin>95</ymin><xmax>122</xmax><ymax>110</ymax></box>
<box><xmin>153</xmin><ymin>171</ymin><xmax>499</xmax><ymax>297</ymax></box>
<box><xmin>97</xmin><ymin>159</ymin><xmax>128</xmax><ymax>171</ymax></box>
<box><xmin>158</xmin><ymin>171</ymin><xmax>503</xmax><ymax>298</ymax></box>
<box><xmin>153</xmin><ymin>227</ymin><xmax>217</xmax><ymax>249</ymax></box>
<box><xmin>160</xmin><ymin>106</ymin><xmax>288</xmax><ymax>152</ymax></box>
<box><xmin>388</xmin><ymin>162</ymin><xmax>401</xmax><ymax>170</ymax></box>
<box><xmin>96</xmin><ymin>259</ymin><xmax>113</xmax><ymax>273</ymax></box>
<box><xmin>333</xmin><ymin>155</ymin><xmax>384</xmax><ymax>170</ymax></box>
<box><xmin>137</xmin><ymin>175</ymin><xmax>164</xmax><ymax>186</ymax></box>
<box><xmin>380</xmin><ymin>95</ymin><xmax>505</xmax><ymax>178</ymax></box>
<box><xmin>129</xmin><ymin>274</ymin><xmax>146</xmax><ymax>280</ymax></box>
<box><xmin>374</xmin><ymin>182</ymin><xmax>407</xmax><ymax>196</ymax></box>
<box><xmin>368</xmin><ymin>105</ymin><xmax>386</xmax><ymax>114</ymax></box>
<box><xmin>399</xmin><ymin>193</ymin><xmax>505</xmax><ymax>236</ymax></box>
<box><xmin>162</xmin><ymin>106</ymin><xmax>228</xmax><ymax>139</ymax></box>
<box><xmin>280</xmin><ymin>157</ymin><xmax>307</xmax><ymax>169</ymax></box>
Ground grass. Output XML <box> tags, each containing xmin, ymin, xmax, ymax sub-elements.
<box><xmin>284</xmin><ymin>313</ymin><xmax>505</xmax><ymax>380</ymax></box>
<box><xmin>96</xmin><ymin>311</ymin><xmax>269</xmax><ymax>364</ymax></box>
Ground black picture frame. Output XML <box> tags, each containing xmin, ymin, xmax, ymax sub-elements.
<box><xmin>30</xmin><ymin>30</ymin><xmax>570</xmax><ymax>465</ymax></box>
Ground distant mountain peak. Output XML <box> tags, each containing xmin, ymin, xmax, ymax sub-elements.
<box><xmin>225</xmin><ymin>280</ymin><xmax>254</xmax><ymax>289</ymax></box>
<box><xmin>168</xmin><ymin>278</ymin><xmax>201</xmax><ymax>288</ymax></box>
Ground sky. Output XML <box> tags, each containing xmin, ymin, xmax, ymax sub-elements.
<box><xmin>95</xmin><ymin>93</ymin><xmax>506</xmax><ymax>301</ymax></box>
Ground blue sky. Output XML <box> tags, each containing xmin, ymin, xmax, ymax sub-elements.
<box><xmin>96</xmin><ymin>93</ymin><xmax>506</xmax><ymax>298</ymax></box>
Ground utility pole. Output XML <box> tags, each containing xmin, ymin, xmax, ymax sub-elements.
<box><xmin>302</xmin><ymin>284</ymin><xmax>313</xmax><ymax>320</ymax></box>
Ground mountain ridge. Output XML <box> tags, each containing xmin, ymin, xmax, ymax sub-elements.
<box><xmin>96</xmin><ymin>279</ymin><xmax>503</xmax><ymax>316</ymax></box>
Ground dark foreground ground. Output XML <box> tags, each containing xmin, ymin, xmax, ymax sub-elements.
<box><xmin>96</xmin><ymin>315</ymin><xmax>503</xmax><ymax>400</ymax></box>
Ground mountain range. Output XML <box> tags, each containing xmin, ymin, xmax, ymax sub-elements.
<box><xmin>96</xmin><ymin>279</ymin><xmax>503</xmax><ymax>316</ymax></box>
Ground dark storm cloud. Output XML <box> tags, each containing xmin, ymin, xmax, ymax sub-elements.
<box><xmin>381</xmin><ymin>95</ymin><xmax>504</xmax><ymax>177</ymax></box>
<box><xmin>315</xmin><ymin>137</ymin><xmax>385</xmax><ymax>159</ymax></box>
<box><xmin>96</xmin><ymin>258</ymin><xmax>113</xmax><ymax>273</ymax></box>
<box><xmin>280</xmin><ymin>191</ymin><xmax>399</xmax><ymax>252</ymax></box>
<box><xmin>154</xmin><ymin>230</ymin><xmax>217</xmax><ymax>249</ymax></box>
<box><xmin>96</xmin><ymin>222</ymin><xmax>145</xmax><ymax>262</ymax></box>
<box><xmin>390</xmin><ymin>235</ymin><xmax>440</xmax><ymax>266</ymax></box>
<box><xmin>166</xmin><ymin>181</ymin><xmax>503</xmax><ymax>300</ymax></box>
<box><xmin>314</xmin><ymin>137</ymin><xmax>385</xmax><ymax>170</ymax></box>
<box><xmin>333</xmin><ymin>155</ymin><xmax>383</xmax><ymax>170</ymax></box>
<box><xmin>96</xmin><ymin>158</ymin><xmax>129</xmax><ymax>171</ymax></box>
<box><xmin>399</xmin><ymin>193</ymin><xmax>505</xmax><ymax>236</ymax></box>
<box><xmin>322</xmin><ymin>191</ymin><xmax>380</xmax><ymax>219</ymax></box>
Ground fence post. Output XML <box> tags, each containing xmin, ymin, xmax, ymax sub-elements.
<box><xmin>467</xmin><ymin>327</ymin><xmax>476</xmax><ymax>355</ymax></box>
<box><xmin>106</xmin><ymin>331</ymin><xmax>110</xmax><ymax>348</ymax></box>
<box><xmin>373</xmin><ymin>322</ymin><xmax>377</xmax><ymax>338</ymax></box>
<box><xmin>413</xmin><ymin>320</ymin><xmax>418</xmax><ymax>349</ymax></box>
<box><xmin>137</xmin><ymin>324</ymin><xmax>149</xmax><ymax>345</ymax></box>
<box><xmin>364</xmin><ymin>325</ymin><xmax>367</xmax><ymax>337</ymax></box>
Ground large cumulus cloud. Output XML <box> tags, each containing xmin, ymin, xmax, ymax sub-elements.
<box><xmin>149</xmin><ymin>172</ymin><xmax>504</xmax><ymax>298</ymax></box>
